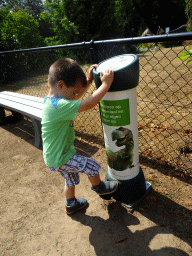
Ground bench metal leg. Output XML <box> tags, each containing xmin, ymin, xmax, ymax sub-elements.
<box><xmin>0</xmin><ymin>107</ymin><xmax>6</xmax><ymax>125</ymax></box>
<box><xmin>11</xmin><ymin>110</ymin><xmax>24</xmax><ymax>121</ymax></box>
<box><xmin>30</xmin><ymin>118</ymin><xmax>42</xmax><ymax>148</ymax></box>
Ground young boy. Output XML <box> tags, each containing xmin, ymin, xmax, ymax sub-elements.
<box><xmin>42</xmin><ymin>58</ymin><xmax>118</xmax><ymax>215</ymax></box>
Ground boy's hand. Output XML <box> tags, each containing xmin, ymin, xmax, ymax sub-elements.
<box><xmin>78</xmin><ymin>69</ymin><xmax>114</xmax><ymax>113</ymax></box>
<box><xmin>87</xmin><ymin>64</ymin><xmax>98</xmax><ymax>84</ymax></box>
<box><xmin>100</xmin><ymin>70</ymin><xmax>114</xmax><ymax>87</ymax></box>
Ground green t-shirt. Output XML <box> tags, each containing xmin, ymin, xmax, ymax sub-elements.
<box><xmin>41</xmin><ymin>97</ymin><xmax>81</xmax><ymax>167</ymax></box>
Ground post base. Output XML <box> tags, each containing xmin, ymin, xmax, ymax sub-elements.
<box><xmin>100</xmin><ymin>167</ymin><xmax>152</xmax><ymax>204</ymax></box>
<box><xmin>121</xmin><ymin>181</ymin><xmax>152</xmax><ymax>210</ymax></box>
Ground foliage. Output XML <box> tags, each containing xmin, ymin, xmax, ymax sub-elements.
<box><xmin>132</xmin><ymin>0</ymin><xmax>186</xmax><ymax>35</ymax></box>
<box><xmin>41</xmin><ymin>0</ymin><xmax>187</xmax><ymax>46</ymax></box>
<box><xmin>185</xmin><ymin>0</ymin><xmax>192</xmax><ymax>31</ymax></box>
<box><xmin>0</xmin><ymin>7</ymin><xmax>44</xmax><ymax>51</ymax></box>
<box><xmin>41</xmin><ymin>1</ymin><xmax>79</xmax><ymax>45</ymax></box>
<box><xmin>61</xmin><ymin>0</ymin><xmax>118</xmax><ymax>40</ymax></box>
<box><xmin>41</xmin><ymin>0</ymin><xmax>118</xmax><ymax>45</ymax></box>
<box><xmin>0</xmin><ymin>0</ymin><xmax>52</xmax><ymax>38</ymax></box>
<box><xmin>114</xmin><ymin>0</ymin><xmax>142</xmax><ymax>37</ymax></box>
<box><xmin>139</xmin><ymin>43</ymin><xmax>156</xmax><ymax>49</ymax></box>
<box><xmin>177</xmin><ymin>45</ymin><xmax>192</xmax><ymax>64</ymax></box>
<box><xmin>0</xmin><ymin>0</ymin><xmax>189</xmax><ymax>50</ymax></box>
<box><xmin>1</xmin><ymin>0</ymin><xmax>44</xmax><ymax>19</ymax></box>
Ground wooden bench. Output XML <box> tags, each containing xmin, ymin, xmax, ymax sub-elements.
<box><xmin>0</xmin><ymin>91</ymin><xmax>44</xmax><ymax>148</ymax></box>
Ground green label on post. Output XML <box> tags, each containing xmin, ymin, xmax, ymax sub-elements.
<box><xmin>100</xmin><ymin>99</ymin><xmax>130</xmax><ymax>126</ymax></box>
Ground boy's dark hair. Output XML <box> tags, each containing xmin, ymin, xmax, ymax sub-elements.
<box><xmin>48</xmin><ymin>58</ymin><xmax>87</xmax><ymax>87</ymax></box>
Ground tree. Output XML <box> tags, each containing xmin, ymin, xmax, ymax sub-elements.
<box><xmin>0</xmin><ymin>7</ymin><xmax>44</xmax><ymax>51</ymax></box>
<box><xmin>185</xmin><ymin>0</ymin><xmax>192</xmax><ymax>31</ymax></box>
<box><xmin>0</xmin><ymin>0</ymin><xmax>52</xmax><ymax>38</ymax></box>
<box><xmin>41</xmin><ymin>0</ymin><xmax>118</xmax><ymax>45</ymax></box>
<box><xmin>0</xmin><ymin>0</ymin><xmax>44</xmax><ymax>19</ymax></box>
<box><xmin>114</xmin><ymin>0</ymin><xmax>143</xmax><ymax>37</ymax></box>
<box><xmin>40</xmin><ymin>0</ymin><xmax>79</xmax><ymax>45</ymax></box>
<box><xmin>133</xmin><ymin>0</ymin><xmax>187</xmax><ymax>35</ymax></box>
<box><xmin>61</xmin><ymin>0</ymin><xmax>118</xmax><ymax>40</ymax></box>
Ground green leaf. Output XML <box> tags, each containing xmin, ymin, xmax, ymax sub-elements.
<box><xmin>186</xmin><ymin>59</ymin><xmax>192</xmax><ymax>65</ymax></box>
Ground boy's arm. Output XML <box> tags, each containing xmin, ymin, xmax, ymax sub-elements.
<box><xmin>78</xmin><ymin>70</ymin><xmax>114</xmax><ymax>112</ymax></box>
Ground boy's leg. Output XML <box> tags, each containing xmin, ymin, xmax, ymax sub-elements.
<box><xmin>59</xmin><ymin>170</ymin><xmax>88</xmax><ymax>215</ymax></box>
<box><xmin>81</xmin><ymin>157</ymin><xmax>118</xmax><ymax>195</ymax></box>
<box><xmin>48</xmin><ymin>165</ymin><xmax>87</xmax><ymax>215</ymax></box>
<box><xmin>88</xmin><ymin>174</ymin><xmax>101</xmax><ymax>186</ymax></box>
<box><xmin>58</xmin><ymin>155</ymin><xmax>119</xmax><ymax>213</ymax></box>
<box><xmin>65</xmin><ymin>185</ymin><xmax>75</xmax><ymax>199</ymax></box>
<box><xmin>91</xmin><ymin>179</ymin><xmax>118</xmax><ymax>195</ymax></box>
<box><xmin>65</xmin><ymin>185</ymin><xmax>87</xmax><ymax>215</ymax></box>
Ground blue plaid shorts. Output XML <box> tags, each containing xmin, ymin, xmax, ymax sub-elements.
<box><xmin>48</xmin><ymin>155</ymin><xmax>101</xmax><ymax>186</ymax></box>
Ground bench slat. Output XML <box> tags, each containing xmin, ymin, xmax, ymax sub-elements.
<box><xmin>1</xmin><ymin>91</ymin><xmax>44</xmax><ymax>103</ymax></box>
<box><xmin>0</xmin><ymin>98</ymin><xmax>43</xmax><ymax>120</ymax></box>
<box><xmin>0</xmin><ymin>92</ymin><xmax>44</xmax><ymax>108</ymax></box>
<box><xmin>0</xmin><ymin>91</ymin><xmax>43</xmax><ymax>120</ymax></box>
<box><xmin>0</xmin><ymin>91</ymin><xmax>44</xmax><ymax>148</ymax></box>
<box><xmin>0</xmin><ymin>95</ymin><xmax>44</xmax><ymax>110</ymax></box>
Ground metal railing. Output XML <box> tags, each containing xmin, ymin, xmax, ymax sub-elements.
<box><xmin>1</xmin><ymin>32</ymin><xmax>192</xmax><ymax>176</ymax></box>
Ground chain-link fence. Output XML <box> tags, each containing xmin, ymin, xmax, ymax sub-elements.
<box><xmin>0</xmin><ymin>33</ymin><xmax>192</xmax><ymax>176</ymax></box>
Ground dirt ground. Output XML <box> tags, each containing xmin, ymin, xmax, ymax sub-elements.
<box><xmin>0</xmin><ymin>116</ymin><xmax>192</xmax><ymax>256</ymax></box>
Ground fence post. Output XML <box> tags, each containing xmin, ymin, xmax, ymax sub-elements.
<box><xmin>89</xmin><ymin>40</ymin><xmax>99</xmax><ymax>64</ymax></box>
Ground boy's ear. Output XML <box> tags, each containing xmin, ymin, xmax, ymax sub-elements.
<box><xmin>57</xmin><ymin>80</ymin><xmax>65</xmax><ymax>89</ymax></box>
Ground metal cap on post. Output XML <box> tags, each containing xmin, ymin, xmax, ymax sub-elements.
<box><xmin>93</xmin><ymin>54</ymin><xmax>152</xmax><ymax>208</ymax></box>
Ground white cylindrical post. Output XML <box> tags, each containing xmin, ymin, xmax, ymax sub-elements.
<box><xmin>93</xmin><ymin>54</ymin><xmax>151</xmax><ymax>204</ymax></box>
